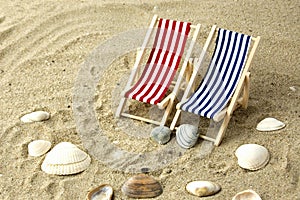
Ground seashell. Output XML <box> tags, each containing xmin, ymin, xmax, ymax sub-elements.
<box><xmin>235</xmin><ymin>144</ymin><xmax>269</xmax><ymax>171</ymax></box>
<box><xmin>87</xmin><ymin>184</ymin><xmax>113</xmax><ymax>200</ymax></box>
<box><xmin>41</xmin><ymin>142</ymin><xmax>91</xmax><ymax>175</ymax></box>
<box><xmin>256</xmin><ymin>117</ymin><xmax>285</xmax><ymax>131</ymax></box>
<box><xmin>121</xmin><ymin>174</ymin><xmax>163</xmax><ymax>198</ymax></box>
<box><xmin>28</xmin><ymin>140</ymin><xmax>51</xmax><ymax>157</ymax></box>
<box><xmin>186</xmin><ymin>181</ymin><xmax>221</xmax><ymax>197</ymax></box>
<box><xmin>20</xmin><ymin>111</ymin><xmax>50</xmax><ymax>123</ymax></box>
<box><xmin>150</xmin><ymin>126</ymin><xmax>171</xmax><ymax>145</ymax></box>
<box><xmin>232</xmin><ymin>189</ymin><xmax>262</xmax><ymax>200</ymax></box>
<box><xmin>176</xmin><ymin>124</ymin><xmax>199</xmax><ymax>149</ymax></box>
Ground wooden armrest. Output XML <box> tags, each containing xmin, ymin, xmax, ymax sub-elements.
<box><xmin>157</xmin><ymin>93</ymin><xmax>176</xmax><ymax>109</ymax></box>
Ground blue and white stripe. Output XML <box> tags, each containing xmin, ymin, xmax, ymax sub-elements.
<box><xmin>180</xmin><ymin>28</ymin><xmax>252</xmax><ymax>119</ymax></box>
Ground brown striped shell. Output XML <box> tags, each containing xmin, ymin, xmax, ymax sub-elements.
<box><xmin>121</xmin><ymin>174</ymin><xmax>163</xmax><ymax>198</ymax></box>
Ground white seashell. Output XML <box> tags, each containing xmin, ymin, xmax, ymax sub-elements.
<box><xmin>232</xmin><ymin>189</ymin><xmax>262</xmax><ymax>200</ymax></box>
<box><xmin>28</xmin><ymin>140</ymin><xmax>51</xmax><ymax>157</ymax></box>
<box><xmin>256</xmin><ymin>117</ymin><xmax>285</xmax><ymax>131</ymax></box>
<box><xmin>150</xmin><ymin>126</ymin><xmax>171</xmax><ymax>145</ymax></box>
<box><xmin>20</xmin><ymin>111</ymin><xmax>50</xmax><ymax>123</ymax></box>
<box><xmin>186</xmin><ymin>181</ymin><xmax>221</xmax><ymax>197</ymax></box>
<box><xmin>235</xmin><ymin>144</ymin><xmax>269</xmax><ymax>171</ymax></box>
<box><xmin>87</xmin><ymin>184</ymin><xmax>113</xmax><ymax>200</ymax></box>
<box><xmin>289</xmin><ymin>86</ymin><xmax>296</xmax><ymax>92</ymax></box>
<box><xmin>176</xmin><ymin>124</ymin><xmax>199</xmax><ymax>149</ymax></box>
<box><xmin>41</xmin><ymin>142</ymin><xmax>91</xmax><ymax>175</ymax></box>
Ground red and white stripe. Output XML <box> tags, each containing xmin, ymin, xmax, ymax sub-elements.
<box><xmin>125</xmin><ymin>18</ymin><xmax>191</xmax><ymax>105</ymax></box>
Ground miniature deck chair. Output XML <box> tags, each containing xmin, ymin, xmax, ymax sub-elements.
<box><xmin>170</xmin><ymin>25</ymin><xmax>260</xmax><ymax>146</ymax></box>
<box><xmin>116</xmin><ymin>15</ymin><xmax>201</xmax><ymax>126</ymax></box>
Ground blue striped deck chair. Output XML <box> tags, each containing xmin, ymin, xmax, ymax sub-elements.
<box><xmin>170</xmin><ymin>25</ymin><xmax>260</xmax><ymax>146</ymax></box>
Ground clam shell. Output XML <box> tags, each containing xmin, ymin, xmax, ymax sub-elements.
<box><xmin>20</xmin><ymin>111</ymin><xmax>50</xmax><ymax>123</ymax></box>
<box><xmin>232</xmin><ymin>189</ymin><xmax>262</xmax><ymax>200</ymax></box>
<box><xmin>176</xmin><ymin>124</ymin><xmax>199</xmax><ymax>149</ymax></box>
<box><xmin>121</xmin><ymin>174</ymin><xmax>163</xmax><ymax>198</ymax></box>
<box><xmin>150</xmin><ymin>126</ymin><xmax>171</xmax><ymax>145</ymax></box>
<box><xmin>28</xmin><ymin>140</ymin><xmax>51</xmax><ymax>157</ymax></box>
<box><xmin>87</xmin><ymin>184</ymin><xmax>113</xmax><ymax>200</ymax></box>
<box><xmin>41</xmin><ymin>142</ymin><xmax>91</xmax><ymax>175</ymax></box>
<box><xmin>256</xmin><ymin>117</ymin><xmax>285</xmax><ymax>131</ymax></box>
<box><xmin>235</xmin><ymin>144</ymin><xmax>269</xmax><ymax>171</ymax></box>
<box><xmin>186</xmin><ymin>181</ymin><xmax>221</xmax><ymax>197</ymax></box>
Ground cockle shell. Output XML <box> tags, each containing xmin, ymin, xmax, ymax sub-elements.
<box><xmin>235</xmin><ymin>144</ymin><xmax>270</xmax><ymax>171</ymax></box>
<box><xmin>232</xmin><ymin>189</ymin><xmax>262</xmax><ymax>200</ymax></box>
<box><xmin>87</xmin><ymin>184</ymin><xmax>113</xmax><ymax>200</ymax></box>
<box><xmin>150</xmin><ymin>126</ymin><xmax>171</xmax><ymax>145</ymax></box>
<box><xmin>41</xmin><ymin>142</ymin><xmax>91</xmax><ymax>175</ymax></box>
<box><xmin>20</xmin><ymin>111</ymin><xmax>50</xmax><ymax>123</ymax></box>
<box><xmin>28</xmin><ymin>140</ymin><xmax>51</xmax><ymax>157</ymax></box>
<box><xmin>256</xmin><ymin>117</ymin><xmax>285</xmax><ymax>131</ymax></box>
<box><xmin>176</xmin><ymin>124</ymin><xmax>199</xmax><ymax>149</ymax></box>
<box><xmin>186</xmin><ymin>181</ymin><xmax>221</xmax><ymax>197</ymax></box>
<box><xmin>121</xmin><ymin>174</ymin><xmax>163</xmax><ymax>198</ymax></box>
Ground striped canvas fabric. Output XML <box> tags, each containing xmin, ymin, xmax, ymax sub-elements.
<box><xmin>125</xmin><ymin>18</ymin><xmax>191</xmax><ymax>105</ymax></box>
<box><xmin>180</xmin><ymin>28</ymin><xmax>252</xmax><ymax>119</ymax></box>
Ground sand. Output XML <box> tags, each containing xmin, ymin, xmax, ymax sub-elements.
<box><xmin>0</xmin><ymin>0</ymin><xmax>299</xmax><ymax>199</ymax></box>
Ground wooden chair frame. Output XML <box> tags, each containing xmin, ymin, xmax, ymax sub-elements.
<box><xmin>170</xmin><ymin>25</ymin><xmax>261</xmax><ymax>146</ymax></box>
<box><xmin>116</xmin><ymin>15</ymin><xmax>201</xmax><ymax>126</ymax></box>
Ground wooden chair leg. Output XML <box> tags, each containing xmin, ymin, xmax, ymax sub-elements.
<box><xmin>170</xmin><ymin>109</ymin><xmax>181</xmax><ymax>130</ymax></box>
<box><xmin>214</xmin><ymin>72</ymin><xmax>251</xmax><ymax>145</ymax></box>
<box><xmin>116</xmin><ymin>97</ymin><xmax>127</xmax><ymax>117</ymax></box>
<box><xmin>160</xmin><ymin>97</ymin><xmax>174</xmax><ymax>126</ymax></box>
<box><xmin>134</xmin><ymin>48</ymin><xmax>143</xmax><ymax>83</ymax></box>
<box><xmin>237</xmin><ymin>72</ymin><xmax>250</xmax><ymax>109</ymax></box>
<box><xmin>214</xmin><ymin>113</ymin><xmax>231</xmax><ymax>146</ymax></box>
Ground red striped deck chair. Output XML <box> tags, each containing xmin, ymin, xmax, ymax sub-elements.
<box><xmin>170</xmin><ymin>25</ymin><xmax>260</xmax><ymax>146</ymax></box>
<box><xmin>116</xmin><ymin>15</ymin><xmax>201</xmax><ymax>126</ymax></box>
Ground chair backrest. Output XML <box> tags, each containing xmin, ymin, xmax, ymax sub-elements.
<box><xmin>180</xmin><ymin>28</ymin><xmax>252</xmax><ymax>119</ymax></box>
<box><xmin>125</xmin><ymin>18</ymin><xmax>191</xmax><ymax>105</ymax></box>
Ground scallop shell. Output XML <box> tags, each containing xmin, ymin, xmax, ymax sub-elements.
<box><xmin>41</xmin><ymin>142</ymin><xmax>91</xmax><ymax>175</ymax></box>
<box><xmin>20</xmin><ymin>111</ymin><xmax>50</xmax><ymax>123</ymax></box>
<box><xmin>256</xmin><ymin>117</ymin><xmax>285</xmax><ymax>131</ymax></box>
<box><xmin>232</xmin><ymin>189</ymin><xmax>262</xmax><ymax>200</ymax></box>
<box><xmin>186</xmin><ymin>181</ymin><xmax>221</xmax><ymax>197</ymax></box>
<box><xmin>28</xmin><ymin>140</ymin><xmax>51</xmax><ymax>157</ymax></box>
<box><xmin>87</xmin><ymin>184</ymin><xmax>113</xmax><ymax>200</ymax></box>
<box><xmin>150</xmin><ymin>126</ymin><xmax>171</xmax><ymax>145</ymax></box>
<box><xmin>176</xmin><ymin>124</ymin><xmax>199</xmax><ymax>149</ymax></box>
<box><xmin>121</xmin><ymin>174</ymin><xmax>163</xmax><ymax>198</ymax></box>
<box><xmin>235</xmin><ymin>144</ymin><xmax>270</xmax><ymax>171</ymax></box>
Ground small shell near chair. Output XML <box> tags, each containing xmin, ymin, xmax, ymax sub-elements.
<box><xmin>186</xmin><ymin>181</ymin><xmax>221</xmax><ymax>197</ymax></box>
<box><xmin>41</xmin><ymin>142</ymin><xmax>91</xmax><ymax>175</ymax></box>
<box><xmin>235</xmin><ymin>144</ymin><xmax>270</xmax><ymax>171</ymax></box>
<box><xmin>87</xmin><ymin>184</ymin><xmax>113</xmax><ymax>200</ymax></box>
<box><xmin>256</xmin><ymin>117</ymin><xmax>285</xmax><ymax>131</ymax></box>
<box><xmin>232</xmin><ymin>189</ymin><xmax>262</xmax><ymax>200</ymax></box>
<box><xmin>28</xmin><ymin>140</ymin><xmax>51</xmax><ymax>157</ymax></box>
<box><xmin>176</xmin><ymin>124</ymin><xmax>199</xmax><ymax>149</ymax></box>
<box><xmin>20</xmin><ymin>111</ymin><xmax>50</xmax><ymax>123</ymax></box>
<box><xmin>150</xmin><ymin>126</ymin><xmax>171</xmax><ymax>145</ymax></box>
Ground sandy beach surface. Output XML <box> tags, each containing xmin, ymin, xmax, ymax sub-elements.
<box><xmin>0</xmin><ymin>0</ymin><xmax>299</xmax><ymax>199</ymax></box>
